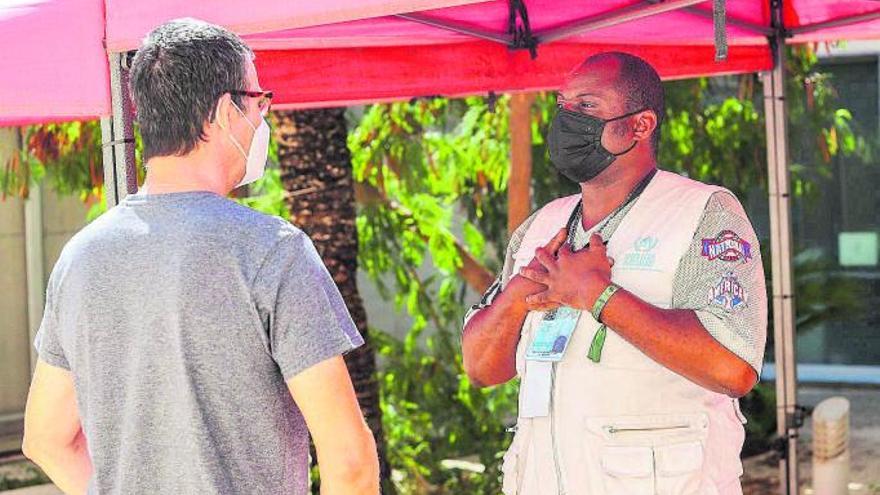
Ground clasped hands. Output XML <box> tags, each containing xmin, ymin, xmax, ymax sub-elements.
<box><xmin>516</xmin><ymin>228</ymin><xmax>614</xmax><ymax>312</ymax></box>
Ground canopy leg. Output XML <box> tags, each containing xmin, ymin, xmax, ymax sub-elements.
<box><xmin>101</xmin><ymin>51</ymin><xmax>137</xmax><ymax>208</ymax></box>
<box><xmin>763</xmin><ymin>5</ymin><xmax>800</xmax><ymax>493</ymax></box>
<box><xmin>508</xmin><ymin>92</ymin><xmax>534</xmax><ymax>235</ymax></box>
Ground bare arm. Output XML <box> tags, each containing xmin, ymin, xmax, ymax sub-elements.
<box><xmin>462</xmin><ymin>228</ymin><xmax>568</xmax><ymax>387</ymax></box>
<box><xmin>522</xmin><ymin>232</ymin><xmax>758</xmax><ymax>398</ymax></box>
<box><xmin>601</xmin><ymin>192</ymin><xmax>766</xmax><ymax>398</ymax></box>
<box><xmin>601</xmin><ymin>290</ymin><xmax>757</xmax><ymax>397</ymax></box>
<box><xmin>462</xmin><ymin>276</ymin><xmax>539</xmax><ymax>387</ymax></box>
<box><xmin>287</xmin><ymin>356</ymin><xmax>379</xmax><ymax>495</ymax></box>
<box><xmin>22</xmin><ymin>360</ymin><xmax>93</xmax><ymax>495</ymax></box>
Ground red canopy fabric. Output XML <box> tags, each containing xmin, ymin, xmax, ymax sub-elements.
<box><xmin>1</xmin><ymin>0</ymin><xmax>879</xmax><ymax>125</ymax></box>
<box><xmin>257</xmin><ymin>43</ymin><xmax>772</xmax><ymax>110</ymax></box>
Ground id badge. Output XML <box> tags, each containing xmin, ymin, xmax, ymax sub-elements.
<box><xmin>525</xmin><ymin>306</ymin><xmax>581</xmax><ymax>362</ymax></box>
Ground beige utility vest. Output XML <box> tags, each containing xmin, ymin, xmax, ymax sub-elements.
<box><xmin>501</xmin><ymin>171</ymin><xmax>747</xmax><ymax>495</ymax></box>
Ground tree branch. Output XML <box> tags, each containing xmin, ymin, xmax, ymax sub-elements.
<box><xmin>354</xmin><ymin>182</ymin><xmax>495</xmax><ymax>294</ymax></box>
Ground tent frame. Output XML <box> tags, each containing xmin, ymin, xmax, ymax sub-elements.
<box><xmin>789</xmin><ymin>9</ymin><xmax>880</xmax><ymax>35</ymax></box>
<box><xmin>101</xmin><ymin>52</ymin><xmax>137</xmax><ymax>207</ymax></box>
<box><xmin>397</xmin><ymin>0</ymin><xmax>708</xmax><ymax>47</ymax></box>
<box><xmin>102</xmin><ymin>1</ymin><xmax>880</xmax><ymax>493</ymax></box>
<box><xmin>763</xmin><ymin>1</ymin><xmax>800</xmax><ymax>492</ymax></box>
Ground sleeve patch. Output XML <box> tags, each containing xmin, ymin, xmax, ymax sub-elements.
<box><xmin>707</xmin><ymin>272</ymin><xmax>749</xmax><ymax>311</ymax></box>
<box><xmin>700</xmin><ymin>230</ymin><xmax>753</xmax><ymax>263</ymax></box>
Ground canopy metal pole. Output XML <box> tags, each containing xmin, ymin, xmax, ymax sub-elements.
<box><xmin>100</xmin><ymin>52</ymin><xmax>137</xmax><ymax>208</ymax></box>
<box><xmin>666</xmin><ymin>3</ymin><xmax>774</xmax><ymax>36</ymax></box>
<box><xmin>788</xmin><ymin>9</ymin><xmax>880</xmax><ymax>35</ymax></box>
<box><xmin>397</xmin><ymin>0</ymin><xmax>705</xmax><ymax>46</ymax></box>
<box><xmin>538</xmin><ymin>0</ymin><xmax>704</xmax><ymax>43</ymax></box>
<box><xmin>763</xmin><ymin>1</ymin><xmax>800</xmax><ymax>493</ymax></box>
<box><xmin>394</xmin><ymin>12</ymin><xmax>511</xmax><ymax>44</ymax></box>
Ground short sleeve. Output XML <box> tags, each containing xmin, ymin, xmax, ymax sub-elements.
<box><xmin>253</xmin><ymin>230</ymin><xmax>364</xmax><ymax>380</ymax></box>
<box><xmin>672</xmin><ymin>191</ymin><xmax>768</xmax><ymax>374</ymax></box>
<box><xmin>33</xmin><ymin>269</ymin><xmax>71</xmax><ymax>370</ymax></box>
<box><xmin>462</xmin><ymin>211</ymin><xmax>539</xmax><ymax>329</ymax></box>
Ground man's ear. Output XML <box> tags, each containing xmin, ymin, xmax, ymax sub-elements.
<box><xmin>214</xmin><ymin>93</ymin><xmax>233</xmax><ymax>131</ymax></box>
<box><xmin>632</xmin><ymin>110</ymin><xmax>658</xmax><ymax>142</ymax></box>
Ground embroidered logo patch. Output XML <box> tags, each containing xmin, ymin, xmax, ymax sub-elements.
<box><xmin>708</xmin><ymin>272</ymin><xmax>748</xmax><ymax>311</ymax></box>
<box><xmin>701</xmin><ymin>230</ymin><xmax>752</xmax><ymax>263</ymax></box>
<box><xmin>619</xmin><ymin>236</ymin><xmax>659</xmax><ymax>271</ymax></box>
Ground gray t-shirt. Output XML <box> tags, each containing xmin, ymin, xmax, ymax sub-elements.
<box><xmin>34</xmin><ymin>191</ymin><xmax>364</xmax><ymax>495</ymax></box>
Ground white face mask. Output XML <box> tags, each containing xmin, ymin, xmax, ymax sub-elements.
<box><xmin>227</xmin><ymin>101</ymin><xmax>269</xmax><ymax>188</ymax></box>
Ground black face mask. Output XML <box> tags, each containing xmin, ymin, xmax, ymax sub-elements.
<box><xmin>548</xmin><ymin>107</ymin><xmax>644</xmax><ymax>184</ymax></box>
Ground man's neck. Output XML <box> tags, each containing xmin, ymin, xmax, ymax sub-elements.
<box><xmin>578</xmin><ymin>159</ymin><xmax>657</xmax><ymax>230</ymax></box>
<box><xmin>142</xmin><ymin>151</ymin><xmax>230</xmax><ymax>196</ymax></box>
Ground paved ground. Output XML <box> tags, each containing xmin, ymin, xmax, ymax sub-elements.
<box><xmin>0</xmin><ymin>486</ymin><xmax>60</xmax><ymax>495</ymax></box>
<box><xmin>742</xmin><ymin>385</ymin><xmax>880</xmax><ymax>494</ymax></box>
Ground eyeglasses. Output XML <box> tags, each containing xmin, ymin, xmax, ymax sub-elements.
<box><xmin>228</xmin><ymin>90</ymin><xmax>274</xmax><ymax>116</ymax></box>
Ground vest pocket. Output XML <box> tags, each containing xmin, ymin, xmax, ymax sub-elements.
<box><xmin>597</xmin><ymin>441</ymin><xmax>706</xmax><ymax>495</ymax></box>
<box><xmin>655</xmin><ymin>441</ymin><xmax>705</xmax><ymax>495</ymax></box>
<box><xmin>599</xmin><ymin>445</ymin><xmax>655</xmax><ymax>495</ymax></box>
<box><xmin>586</xmin><ymin>414</ymin><xmax>710</xmax><ymax>495</ymax></box>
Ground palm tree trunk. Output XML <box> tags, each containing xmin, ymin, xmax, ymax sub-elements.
<box><xmin>271</xmin><ymin>108</ymin><xmax>392</xmax><ymax>492</ymax></box>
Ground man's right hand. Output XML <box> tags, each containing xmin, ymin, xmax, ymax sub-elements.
<box><xmin>461</xmin><ymin>226</ymin><xmax>569</xmax><ymax>387</ymax></box>
<box><xmin>507</xmin><ymin>227</ymin><xmax>569</xmax><ymax>312</ymax></box>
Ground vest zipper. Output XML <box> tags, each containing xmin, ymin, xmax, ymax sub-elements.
<box><xmin>550</xmin><ymin>363</ymin><xmax>565</xmax><ymax>494</ymax></box>
<box><xmin>604</xmin><ymin>424</ymin><xmax>690</xmax><ymax>435</ymax></box>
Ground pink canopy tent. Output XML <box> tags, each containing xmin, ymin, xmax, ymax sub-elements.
<box><xmin>0</xmin><ymin>0</ymin><xmax>483</xmax><ymax>126</ymax></box>
<box><xmin>3</xmin><ymin>2</ymin><xmax>880</xmax><ymax>494</ymax></box>
<box><xmin>2</xmin><ymin>0</ymin><xmax>879</xmax><ymax>123</ymax></box>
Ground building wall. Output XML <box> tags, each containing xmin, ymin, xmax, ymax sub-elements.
<box><xmin>793</xmin><ymin>48</ymin><xmax>880</xmax><ymax>367</ymax></box>
<box><xmin>0</xmin><ymin>195</ymin><xmax>29</xmax><ymax>421</ymax></box>
<box><xmin>0</xmin><ymin>128</ymin><xmax>89</xmax><ymax>451</ymax></box>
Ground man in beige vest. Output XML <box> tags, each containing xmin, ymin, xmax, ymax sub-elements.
<box><xmin>462</xmin><ymin>52</ymin><xmax>767</xmax><ymax>494</ymax></box>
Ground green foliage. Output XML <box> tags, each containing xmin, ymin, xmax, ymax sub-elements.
<box><xmin>738</xmin><ymin>382</ymin><xmax>777</xmax><ymax>457</ymax></box>
<box><xmin>236</xmin><ymin>168</ymin><xmax>289</xmax><ymax>221</ymax></box>
<box><xmin>791</xmin><ymin>247</ymin><xmax>866</xmax><ymax>329</ymax></box>
<box><xmin>350</xmin><ymin>98</ymin><xmax>520</xmax><ymax>493</ymax></box>
<box><xmin>1</xmin><ymin>122</ymin><xmax>103</xmax><ymax>201</ymax></box>
<box><xmin>350</xmin><ymin>97</ymin><xmax>512</xmax><ymax>279</ymax></box>
<box><xmin>86</xmin><ymin>194</ymin><xmax>109</xmax><ymax>222</ymax></box>
<box><xmin>0</xmin><ymin>121</ymin><xmax>148</xmax><ymax>221</ymax></box>
<box><xmin>658</xmin><ymin>47</ymin><xmax>870</xmax><ymax>200</ymax></box>
<box><xmin>373</xmin><ymin>327</ymin><xmax>517</xmax><ymax>493</ymax></box>
<box><xmin>660</xmin><ymin>77</ymin><xmax>767</xmax><ymax>196</ymax></box>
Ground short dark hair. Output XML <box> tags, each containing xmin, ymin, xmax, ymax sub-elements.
<box><xmin>129</xmin><ymin>18</ymin><xmax>253</xmax><ymax>161</ymax></box>
<box><xmin>581</xmin><ymin>52</ymin><xmax>665</xmax><ymax>152</ymax></box>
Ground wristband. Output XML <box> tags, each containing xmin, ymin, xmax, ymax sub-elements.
<box><xmin>590</xmin><ymin>283</ymin><xmax>620</xmax><ymax>322</ymax></box>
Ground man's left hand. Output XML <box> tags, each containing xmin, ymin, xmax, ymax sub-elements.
<box><xmin>519</xmin><ymin>233</ymin><xmax>614</xmax><ymax>312</ymax></box>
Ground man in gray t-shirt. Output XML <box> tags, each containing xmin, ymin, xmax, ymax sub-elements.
<box><xmin>22</xmin><ymin>19</ymin><xmax>379</xmax><ymax>495</ymax></box>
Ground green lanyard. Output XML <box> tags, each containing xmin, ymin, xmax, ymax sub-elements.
<box><xmin>562</xmin><ymin>169</ymin><xmax>657</xmax><ymax>362</ymax></box>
